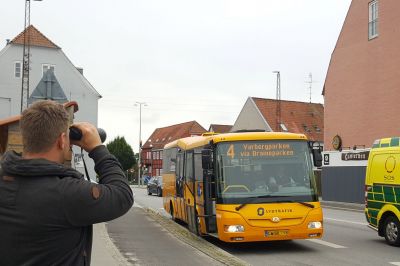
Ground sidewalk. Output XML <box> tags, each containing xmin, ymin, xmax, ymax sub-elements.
<box><xmin>91</xmin><ymin>223</ymin><xmax>130</xmax><ymax>266</ymax></box>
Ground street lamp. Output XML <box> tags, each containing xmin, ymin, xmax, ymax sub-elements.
<box><xmin>135</xmin><ymin>101</ymin><xmax>147</xmax><ymax>186</ymax></box>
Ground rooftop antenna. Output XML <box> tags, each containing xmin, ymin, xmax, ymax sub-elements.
<box><xmin>20</xmin><ymin>0</ymin><xmax>43</xmax><ymax>113</ymax></box>
<box><xmin>305</xmin><ymin>72</ymin><xmax>315</xmax><ymax>103</ymax></box>
<box><xmin>273</xmin><ymin>71</ymin><xmax>281</xmax><ymax>132</ymax></box>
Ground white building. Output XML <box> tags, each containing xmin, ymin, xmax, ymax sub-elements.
<box><xmin>0</xmin><ymin>25</ymin><xmax>101</xmax><ymax>179</ymax></box>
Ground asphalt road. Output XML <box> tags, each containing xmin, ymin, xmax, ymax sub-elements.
<box><xmin>131</xmin><ymin>186</ymin><xmax>400</xmax><ymax>266</ymax></box>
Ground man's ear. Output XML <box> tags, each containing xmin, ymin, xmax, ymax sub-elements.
<box><xmin>57</xmin><ymin>132</ymin><xmax>67</xmax><ymax>150</ymax></box>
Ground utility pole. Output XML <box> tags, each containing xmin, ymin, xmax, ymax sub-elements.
<box><xmin>21</xmin><ymin>0</ymin><xmax>42</xmax><ymax>113</ymax></box>
<box><xmin>273</xmin><ymin>71</ymin><xmax>281</xmax><ymax>132</ymax></box>
<box><xmin>135</xmin><ymin>101</ymin><xmax>147</xmax><ymax>187</ymax></box>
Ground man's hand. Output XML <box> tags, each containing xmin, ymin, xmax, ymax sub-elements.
<box><xmin>69</xmin><ymin>122</ymin><xmax>102</xmax><ymax>152</ymax></box>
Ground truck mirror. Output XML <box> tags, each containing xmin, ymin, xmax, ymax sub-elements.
<box><xmin>202</xmin><ymin>149</ymin><xmax>213</xmax><ymax>170</ymax></box>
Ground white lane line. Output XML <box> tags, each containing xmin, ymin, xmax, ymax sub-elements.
<box><xmin>324</xmin><ymin>217</ymin><xmax>368</xmax><ymax>226</ymax></box>
<box><xmin>306</xmin><ymin>239</ymin><xmax>347</xmax><ymax>249</ymax></box>
<box><xmin>389</xmin><ymin>263</ymin><xmax>400</xmax><ymax>266</ymax></box>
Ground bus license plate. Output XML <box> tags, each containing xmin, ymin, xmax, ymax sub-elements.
<box><xmin>265</xmin><ymin>230</ymin><xmax>288</xmax><ymax>237</ymax></box>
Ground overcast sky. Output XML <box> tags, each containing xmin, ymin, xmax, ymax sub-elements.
<box><xmin>1</xmin><ymin>0</ymin><xmax>351</xmax><ymax>151</ymax></box>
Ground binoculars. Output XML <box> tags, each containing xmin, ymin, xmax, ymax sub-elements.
<box><xmin>69</xmin><ymin>127</ymin><xmax>107</xmax><ymax>143</ymax></box>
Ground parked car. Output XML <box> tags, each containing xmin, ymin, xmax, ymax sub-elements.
<box><xmin>143</xmin><ymin>175</ymin><xmax>151</xmax><ymax>185</ymax></box>
<box><xmin>147</xmin><ymin>176</ymin><xmax>163</xmax><ymax>197</ymax></box>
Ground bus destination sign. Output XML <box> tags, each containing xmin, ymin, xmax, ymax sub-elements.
<box><xmin>227</xmin><ymin>143</ymin><xmax>295</xmax><ymax>159</ymax></box>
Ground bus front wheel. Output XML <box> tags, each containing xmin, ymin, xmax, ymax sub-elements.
<box><xmin>384</xmin><ymin>215</ymin><xmax>400</xmax><ymax>246</ymax></box>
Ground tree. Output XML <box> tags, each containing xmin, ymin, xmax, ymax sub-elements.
<box><xmin>106</xmin><ymin>136</ymin><xmax>136</xmax><ymax>171</ymax></box>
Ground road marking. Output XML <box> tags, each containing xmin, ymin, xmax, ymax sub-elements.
<box><xmin>390</xmin><ymin>263</ymin><xmax>400</xmax><ymax>266</ymax></box>
<box><xmin>323</xmin><ymin>205</ymin><xmax>364</xmax><ymax>213</ymax></box>
<box><xmin>306</xmin><ymin>239</ymin><xmax>347</xmax><ymax>249</ymax></box>
<box><xmin>324</xmin><ymin>217</ymin><xmax>368</xmax><ymax>226</ymax></box>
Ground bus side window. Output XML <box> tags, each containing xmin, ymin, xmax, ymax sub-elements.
<box><xmin>176</xmin><ymin>152</ymin><xmax>184</xmax><ymax>197</ymax></box>
<box><xmin>163</xmin><ymin>148</ymin><xmax>177</xmax><ymax>174</ymax></box>
<box><xmin>194</xmin><ymin>152</ymin><xmax>202</xmax><ymax>182</ymax></box>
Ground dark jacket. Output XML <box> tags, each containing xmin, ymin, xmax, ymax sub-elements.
<box><xmin>0</xmin><ymin>145</ymin><xmax>134</xmax><ymax>266</ymax></box>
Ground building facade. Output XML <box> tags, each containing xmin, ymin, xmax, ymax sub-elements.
<box><xmin>321</xmin><ymin>0</ymin><xmax>400</xmax><ymax>203</ymax></box>
<box><xmin>0</xmin><ymin>25</ymin><xmax>101</xmax><ymax>179</ymax></box>
<box><xmin>232</xmin><ymin>97</ymin><xmax>324</xmax><ymax>143</ymax></box>
<box><xmin>141</xmin><ymin>121</ymin><xmax>206</xmax><ymax>177</ymax></box>
<box><xmin>324</xmin><ymin>0</ymin><xmax>400</xmax><ymax>150</ymax></box>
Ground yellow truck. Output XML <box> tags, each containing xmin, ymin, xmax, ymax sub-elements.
<box><xmin>365</xmin><ymin>137</ymin><xmax>400</xmax><ymax>246</ymax></box>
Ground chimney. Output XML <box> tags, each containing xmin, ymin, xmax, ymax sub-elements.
<box><xmin>76</xmin><ymin>67</ymin><xmax>83</xmax><ymax>75</ymax></box>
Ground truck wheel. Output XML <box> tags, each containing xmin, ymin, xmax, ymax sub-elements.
<box><xmin>384</xmin><ymin>215</ymin><xmax>400</xmax><ymax>246</ymax></box>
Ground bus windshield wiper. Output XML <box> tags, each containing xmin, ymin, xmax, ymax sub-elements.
<box><xmin>235</xmin><ymin>197</ymin><xmax>315</xmax><ymax>211</ymax></box>
<box><xmin>235</xmin><ymin>195</ymin><xmax>276</xmax><ymax>211</ymax></box>
<box><xmin>276</xmin><ymin>200</ymin><xmax>314</xmax><ymax>209</ymax></box>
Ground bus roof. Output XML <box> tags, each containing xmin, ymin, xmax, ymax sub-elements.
<box><xmin>163</xmin><ymin>132</ymin><xmax>308</xmax><ymax>150</ymax></box>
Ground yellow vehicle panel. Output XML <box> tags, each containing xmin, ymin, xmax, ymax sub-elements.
<box><xmin>365</xmin><ymin>137</ymin><xmax>400</xmax><ymax>246</ymax></box>
<box><xmin>215</xmin><ymin>202</ymin><xmax>323</xmax><ymax>242</ymax></box>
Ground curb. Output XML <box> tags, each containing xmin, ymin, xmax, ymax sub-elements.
<box><xmin>94</xmin><ymin>223</ymin><xmax>132</xmax><ymax>266</ymax></box>
<box><xmin>143</xmin><ymin>207</ymin><xmax>251</xmax><ymax>266</ymax></box>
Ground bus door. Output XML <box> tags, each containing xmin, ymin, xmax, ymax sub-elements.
<box><xmin>199</xmin><ymin>149</ymin><xmax>217</xmax><ymax>234</ymax></box>
<box><xmin>184</xmin><ymin>151</ymin><xmax>197</xmax><ymax>234</ymax></box>
<box><xmin>175</xmin><ymin>151</ymin><xmax>185</xmax><ymax>221</ymax></box>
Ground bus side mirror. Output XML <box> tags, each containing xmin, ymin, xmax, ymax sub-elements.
<box><xmin>312</xmin><ymin>149</ymin><xmax>322</xmax><ymax>167</ymax></box>
<box><xmin>202</xmin><ymin>149</ymin><xmax>213</xmax><ymax>170</ymax></box>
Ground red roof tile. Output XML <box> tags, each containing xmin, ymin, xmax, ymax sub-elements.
<box><xmin>11</xmin><ymin>25</ymin><xmax>59</xmax><ymax>49</ymax></box>
<box><xmin>209</xmin><ymin>124</ymin><xmax>232</xmax><ymax>133</ymax></box>
<box><xmin>252</xmin><ymin>97</ymin><xmax>324</xmax><ymax>142</ymax></box>
<box><xmin>142</xmin><ymin>121</ymin><xmax>207</xmax><ymax>150</ymax></box>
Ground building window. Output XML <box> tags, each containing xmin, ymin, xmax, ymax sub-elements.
<box><xmin>369</xmin><ymin>0</ymin><xmax>378</xmax><ymax>40</ymax></box>
<box><xmin>42</xmin><ymin>64</ymin><xmax>55</xmax><ymax>75</ymax></box>
<box><xmin>14</xmin><ymin>61</ymin><xmax>21</xmax><ymax>78</ymax></box>
<box><xmin>313</xmin><ymin>125</ymin><xmax>321</xmax><ymax>133</ymax></box>
<box><xmin>303</xmin><ymin>124</ymin><xmax>311</xmax><ymax>133</ymax></box>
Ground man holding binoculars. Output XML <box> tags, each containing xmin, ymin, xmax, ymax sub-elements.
<box><xmin>0</xmin><ymin>100</ymin><xmax>134</xmax><ymax>265</ymax></box>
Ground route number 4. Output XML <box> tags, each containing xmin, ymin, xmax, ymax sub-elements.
<box><xmin>227</xmin><ymin>144</ymin><xmax>235</xmax><ymax>159</ymax></box>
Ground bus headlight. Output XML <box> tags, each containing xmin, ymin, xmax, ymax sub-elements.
<box><xmin>224</xmin><ymin>225</ymin><xmax>245</xmax><ymax>233</ymax></box>
<box><xmin>308</xmin><ymin>221</ymin><xmax>322</xmax><ymax>229</ymax></box>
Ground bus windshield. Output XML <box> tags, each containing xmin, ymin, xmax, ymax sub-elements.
<box><xmin>215</xmin><ymin>140</ymin><xmax>318</xmax><ymax>204</ymax></box>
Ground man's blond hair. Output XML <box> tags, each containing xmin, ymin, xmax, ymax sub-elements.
<box><xmin>20</xmin><ymin>100</ymin><xmax>69</xmax><ymax>153</ymax></box>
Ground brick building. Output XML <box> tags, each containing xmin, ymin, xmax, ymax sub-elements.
<box><xmin>231</xmin><ymin>97</ymin><xmax>324</xmax><ymax>143</ymax></box>
<box><xmin>323</xmin><ymin>0</ymin><xmax>400</xmax><ymax>150</ymax></box>
<box><xmin>208</xmin><ymin>124</ymin><xmax>232</xmax><ymax>133</ymax></box>
<box><xmin>141</xmin><ymin>121</ymin><xmax>206</xmax><ymax>177</ymax></box>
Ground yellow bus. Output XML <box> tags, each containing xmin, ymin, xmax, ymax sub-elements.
<box><xmin>162</xmin><ymin>132</ymin><xmax>323</xmax><ymax>242</ymax></box>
